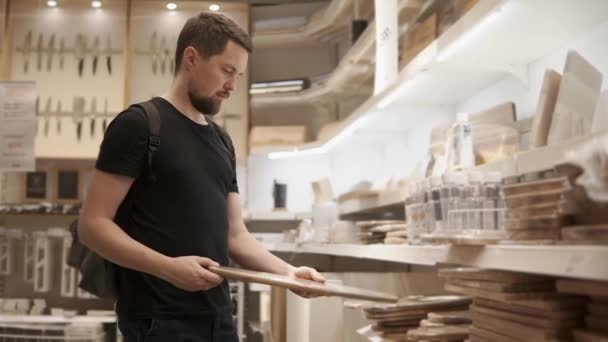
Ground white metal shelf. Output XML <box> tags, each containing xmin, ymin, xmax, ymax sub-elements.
<box><xmin>264</xmin><ymin>242</ymin><xmax>608</xmax><ymax>281</ymax></box>
<box><xmin>251</xmin><ymin>0</ymin><xmax>608</xmax><ymax>158</ymax></box>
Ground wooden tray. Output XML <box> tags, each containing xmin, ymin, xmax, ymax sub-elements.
<box><xmin>438</xmin><ymin>267</ymin><xmax>549</xmax><ymax>283</ymax></box>
<box><xmin>470</xmin><ymin>326</ymin><xmax>523</xmax><ymax>342</ymax></box>
<box><xmin>208</xmin><ymin>266</ymin><xmax>398</xmax><ymax>303</ymax></box>
<box><xmin>505</xmin><ymin>202</ymin><xmax>561</xmax><ymax>220</ymax></box>
<box><xmin>471</xmin><ymin>311</ymin><xmax>574</xmax><ymax>340</ymax></box>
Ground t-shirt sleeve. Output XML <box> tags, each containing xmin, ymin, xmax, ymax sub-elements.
<box><xmin>95</xmin><ymin>109</ymin><xmax>148</xmax><ymax>178</ymax></box>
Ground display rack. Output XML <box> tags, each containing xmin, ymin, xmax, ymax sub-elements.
<box><xmin>264</xmin><ymin>242</ymin><xmax>608</xmax><ymax>282</ymax></box>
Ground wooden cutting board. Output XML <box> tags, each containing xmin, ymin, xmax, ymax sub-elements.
<box><xmin>471</xmin><ymin>311</ymin><xmax>574</xmax><ymax>340</ymax></box>
<box><xmin>208</xmin><ymin>266</ymin><xmax>398</xmax><ymax>302</ymax></box>
<box><xmin>592</xmin><ymin>90</ymin><xmax>608</xmax><ymax>133</ymax></box>
<box><xmin>448</xmin><ymin>279</ymin><xmax>554</xmax><ymax>293</ymax></box>
<box><xmin>470</xmin><ymin>102</ymin><xmax>517</xmax><ymax>125</ymax></box>
<box><xmin>556</xmin><ymin>278</ymin><xmax>608</xmax><ymax>297</ymax></box>
<box><xmin>446</xmin><ymin>283</ymin><xmax>585</xmax><ymax>309</ymax></box>
<box><xmin>573</xmin><ymin>329</ymin><xmax>608</xmax><ymax>342</ymax></box>
<box><xmin>427</xmin><ymin>311</ymin><xmax>471</xmax><ymax>324</ymax></box>
<box><xmin>384</xmin><ymin>237</ymin><xmax>408</xmax><ymax>245</ymax></box>
<box><xmin>370</xmin><ymin>224</ymin><xmax>407</xmax><ymax>233</ymax></box>
<box><xmin>470</xmin><ymin>326</ymin><xmax>523</xmax><ymax>342</ymax></box>
<box><xmin>471</xmin><ymin>304</ymin><xmax>583</xmax><ymax>329</ymax></box>
<box><xmin>531</xmin><ymin>69</ymin><xmax>562</xmax><ymax>148</ymax></box>
<box><xmin>438</xmin><ymin>267</ymin><xmax>549</xmax><ymax>283</ymax></box>
<box><xmin>562</xmin><ymin>225</ymin><xmax>608</xmax><ymax>242</ymax></box>
<box><xmin>407</xmin><ymin>325</ymin><xmax>471</xmax><ymax>341</ymax></box>
<box><xmin>473</xmin><ymin>297</ymin><xmax>585</xmax><ymax>320</ymax></box>
<box><xmin>363</xmin><ymin>295</ymin><xmax>471</xmax><ymax>314</ymax></box>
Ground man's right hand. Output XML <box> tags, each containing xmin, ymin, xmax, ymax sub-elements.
<box><xmin>160</xmin><ymin>256</ymin><xmax>224</xmax><ymax>292</ymax></box>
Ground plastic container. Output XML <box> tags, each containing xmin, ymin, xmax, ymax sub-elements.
<box><xmin>446</xmin><ymin>113</ymin><xmax>475</xmax><ymax>171</ymax></box>
<box><xmin>482</xmin><ymin>172</ymin><xmax>502</xmax><ymax>231</ymax></box>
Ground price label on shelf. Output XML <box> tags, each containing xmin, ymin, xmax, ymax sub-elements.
<box><xmin>0</xmin><ymin>81</ymin><xmax>36</xmax><ymax>172</ymax></box>
<box><xmin>374</xmin><ymin>0</ymin><xmax>399</xmax><ymax>94</ymax></box>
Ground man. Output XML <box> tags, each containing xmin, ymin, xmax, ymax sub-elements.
<box><xmin>79</xmin><ymin>13</ymin><xmax>324</xmax><ymax>341</ymax></box>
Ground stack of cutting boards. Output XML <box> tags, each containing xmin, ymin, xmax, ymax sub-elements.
<box><xmin>362</xmin><ymin>295</ymin><xmax>471</xmax><ymax>341</ymax></box>
<box><xmin>407</xmin><ymin>310</ymin><xmax>472</xmax><ymax>342</ymax></box>
<box><xmin>355</xmin><ymin>220</ymin><xmax>407</xmax><ymax>245</ymax></box>
<box><xmin>502</xmin><ymin>177</ymin><xmax>575</xmax><ymax>242</ymax></box>
<box><xmin>440</xmin><ymin>268</ymin><xmax>587</xmax><ymax>341</ymax></box>
<box><xmin>556</xmin><ymin>278</ymin><xmax>608</xmax><ymax>341</ymax></box>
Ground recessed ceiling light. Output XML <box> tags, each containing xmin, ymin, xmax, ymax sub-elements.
<box><xmin>91</xmin><ymin>0</ymin><xmax>102</xmax><ymax>8</ymax></box>
<box><xmin>47</xmin><ymin>0</ymin><xmax>57</xmax><ymax>7</ymax></box>
<box><xmin>166</xmin><ymin>2</ymin><xmax>177</xmax><ymax>10</ymax></box>
<box><xmin>209</xmin><ymin>4</ymin><xmax>220</xmax><ymax>11</ymax></box>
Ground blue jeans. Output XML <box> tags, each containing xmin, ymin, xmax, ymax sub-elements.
<box><xmin>118</xmin><ymin>315</ymin><xmax>239</xmax><ymax>342</ymax></box>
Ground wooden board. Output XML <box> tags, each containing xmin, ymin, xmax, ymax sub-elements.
<box><xmin>504</xmin><ymin>216</ymin><xmax>568</xmax><ymax>231</ymax></box>
<box><xmin>573</xmin><ymin>329</ymin><xmax>608</xmax><ymax>342</ymax></box>
<box><xmin>384</xmin><ymin>237</ymin><xmax>408</xmax><ymax>245</ymax></box>
<box><xmin>564</xmin><ymin>50</ymin><xmax>603</xmax><ymax>90</ymax></box>
<box><xmin>504</xmin><ymin>228</ymin><xmax>562</xmax><ymax>241</ymax></box>
<box><xmin>470</xmin><ymin>102</ymin><xmax>517</xmax><ymax>126</ymax></box>
<box><xmin>407</xmin><ymin>325</ymin><xmax>470</xmax><ymax>341</ymax></box>
<box><xmin>446</xmin><ymin>283</ymin><xmax>584</xmax><ymax>309</ymax></box>
<box><xmin>562</xmin><ymin>225</ymin><xmax>608</xmax><ymax>242</ymax></box>
<box><xmin>531</xmin><ymin>69</ymin><xmax>562</xmax><ymax>148</ymax></box>
<box><xmin>556</xmin><ymin>278</ymin><xmax>608</xmax><ymax>297</ymax></box>
<box><xmin>587</xmin><ymin>316</ymin><xmax>608</xmax><ymax>334</ymax></box>
<box><xmin>473</xmin><ymin>297</ymin><xmax>585</xmax><ymax>320</ymax></box>
<box><xmin>370</xmin><ymin>224</ymin><xmax>407</xmax><ymax>233</ymax></box>
<box><xmin>505</xmin><ymin>202</ymin><xmax>561</xmax><ymax>220</ymax></box>
<box><xmin>503</xmin><ymin>189</ymin><xmax>563</xmax><ymax>208</ymax></box>
<box><xmin>356</xmin><ymin>220</ymin><xmax>404</xmax><ymax>229</ymax></box>
<box><xmin>364</xmin><ymin>296</ymin><xmax>472</xmax><ymax>314</ymax></box>
<box><xmin>386</xmin><ymin>230</ymin><xmax>408</xmax><ymax>238</ymax></box>
<box><xmin>589</xmin><ymin>302</ymin><xmax>608</xmax><ymax>317</ymax></box>
<box><xmin>448</xmin><ymin>279</ymin><xmax>554</xmax><ymax>293</ymax></box>
<box><xmin>471</xmin><ymin>312</ymin><xmax>574</xmax><ymax>340</ymax></box>
<box><xmin>427</xmin><ymin>311</ymin><xmax>471</xmax><ymax>324</ymax></box>
<box><xmin>438</xmin><ymin>267</ymin><xmax>550</xmax><ymax>283</ymax></box>
<box><xmin>470</xmin><ymin>326</ymin><xmax>523</xmax><ymax>342</ymax></box>
<box><xmin>208</xmin><ymin>266</ymin><xmax>398</xmax><ymax>302</ymax></box>
<box><xmin>502</xmin><ymin>177</ymin><xmax>568</xmax><ymax>196</ymax></box>
<box><xmin>471</xmin><ymin>304</ymin><xmax>583</xmax><ymax>329</ymax></box>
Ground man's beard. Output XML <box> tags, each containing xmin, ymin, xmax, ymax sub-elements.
<box><xmin>188</xmin><ymin>91</ymin><xmax>221</xmax><ymax>116</ymax></box>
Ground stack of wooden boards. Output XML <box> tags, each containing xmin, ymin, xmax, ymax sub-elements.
<box><xmin>556</xmin><ymin>278</ymin><xmax>608</xmax><ymax>342</ymax></box>
<box><xmin>407</xmin><ymin>310</ymin><xmax>472</xmax><ymax>341</ymax></box>
<box><xmin>502</xmin><ymin>176</ymin><xmax>575</xmax><ymax>242</ymax></box>
<box><xmin>440</xmin><ymin>267</ymin><xmax>587</xmax><ymax>341</ymax></box>
<box><xmin>362</xmin><ymin>295</ymin><xmax>471</xmax><ymax>341</ymax></box>
<box><xmin>356</xmin><ymin>220</ymin><xmax>408</xmax><ymax>245</ymax></box>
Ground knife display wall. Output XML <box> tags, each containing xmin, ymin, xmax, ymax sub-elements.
<box><xmin>134</xmin><ymin>33</ymin><xmax>176</xmax><ymax>76</ymax></box>
<box><xmin>15</xmin><ymin>32</ymin><xmax>122</xmax><ymax>76</ymax></box>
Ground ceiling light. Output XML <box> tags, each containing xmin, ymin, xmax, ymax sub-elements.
<box><xmin>91</xmin><ymin>1</ymin><xmax>102</xmax><ymax>8</ymax></box>
<box><xmin>209</xmin><ymin>4</ymin><xmax>220</xmax><ymax>12</ymax></box>
<box><xmin>166</xmin><ymin>2</ymin><xmax>177</xmax><ymax>10</ymax></box>
<box><xmin>47</xmin><ymin>0</ymin><xmax>57</xmax><ymax>7</ymax></box>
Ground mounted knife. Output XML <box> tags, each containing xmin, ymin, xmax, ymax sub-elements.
<box><xmin>92</xmin><ymin>35</ymin><xmax>100</xmax><ymax>75</ymax></box>
<box><xmin>105</xmin><ymin>34</ymin><xmax>112</xmax><ymax>75</ymax></box>
<box><xmin>159</xmin><ymin>36</ymin><xmax>167</xmax><ymax>75</ymax></box>
<box><xmin>44</xmin><ymin>97</ymin><xmax>52</xmax><ymax>137</ymax></box>
<box><xmin>150</xmin><ymin>32</ymin><xmax>158</xmax><ymax>75</ymax></box>
<box><xmin>102</xmin><ymin>97</ymin><xmax>108</xmax><ymax>132</ymax></box>
<box><xmin>74</xmin><ymin>34</ymin><xmax>87</xmax><ymax>77</ymax></box>
<box><xmin>22</xmin><ymin>31</ymin><xmax>33</xmax><ymax>74</ymax></box>
<box><xmin>90</xmin><ymin>97</ymin><xmax>97</xmax><ymax>138</ymax></box>
<box><xmin>36</xmin><ymin>33</ymin><xmax>43</xmax><ymax>72</ymax></box>
<box><xmin>46</xmin><ymin>34</ymin><xmax>55</xmax><ymax>72</ymax></box>
<box><xmin>56</xmin><ymin>100</ymin><xmax>62</xmax><ymax>134</ymax></box>
<box><xmin>73</xmin><ymin>97</ymin><xmax>85</xmax><ymax>141</ymax></box>
<box><xmin>59</xmin><ymin>38</ymin><xmax>66</xmax><ymax>70</ymax></box>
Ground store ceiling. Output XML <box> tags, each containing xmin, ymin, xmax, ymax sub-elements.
<box><xmin>250</xmin><ymin>0</ymin><xmax>329</xmax><ymax>6</ymax></box>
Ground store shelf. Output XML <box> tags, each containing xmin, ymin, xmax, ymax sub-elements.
<box><xmin>339</xmin><ymin>189</ymin><xmax>406</xmax><ymax>220</ymax></box>
<box><xmin>264</xmin><ymin>242</ymin><xmax>608</xmax><ymax>281</ymax></box>
<box><xmin>253</xmin><ymin>0</ymin><xmax>608</xmax><ymax>158</ymax></box>
<box><xmin>244</xmin><ymin>211</ymin><xmax>308</xmax><ymax>221</ymax></box>
<box><xmin>0</xmin><ymin>314</ymin><xmax>116</xmax><ymax>324</ymax></box>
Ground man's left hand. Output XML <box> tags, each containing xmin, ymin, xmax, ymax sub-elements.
<box><xmin>288</xmin><ymin>266</ymin><xmax>326</xmax><ymax>299</ymax></box>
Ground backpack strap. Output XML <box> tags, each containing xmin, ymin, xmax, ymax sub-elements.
<box><xmin>131</xmin><ymin>101</ymin><xmax>161</xmax><ymax>182</ymax></box>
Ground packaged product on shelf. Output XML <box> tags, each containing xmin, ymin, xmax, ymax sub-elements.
<box><xmin>446</xmin><ymin>113</ymin><xmax>475</xmax><ymax>171</ymax></box>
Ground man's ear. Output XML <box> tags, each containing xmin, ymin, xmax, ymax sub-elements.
<box><xmin>182</xmin><ymin>46</ymin><xmax>198</xmax><ymax>71</ymax></box>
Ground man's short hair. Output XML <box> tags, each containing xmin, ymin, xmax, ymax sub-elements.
<box><xmin>175</xmin><ymin>12</ymin><xmax>252</xmax><ymax>73</ymax></box>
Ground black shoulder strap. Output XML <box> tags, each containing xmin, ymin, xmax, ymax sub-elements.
<box><xmin>131</xmin><ymin>100</ymin><xmax>161</xmax><ymax>182</ymax></box>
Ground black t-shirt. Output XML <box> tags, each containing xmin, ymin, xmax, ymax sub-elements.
<box><xmin>95</xmin><ymin>97</ymin><xmax>238</xmax><ymax>319</ymax></box>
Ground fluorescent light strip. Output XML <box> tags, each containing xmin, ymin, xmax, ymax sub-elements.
<box><xmin>251</xmin><ymin>80</ymin><xmax>305</xmax><ymax>89</ymax></box>
<box><xmin>437</xmin><ymin>3</ymin><xmax>509</xmax><ymax>62</ymax></box>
